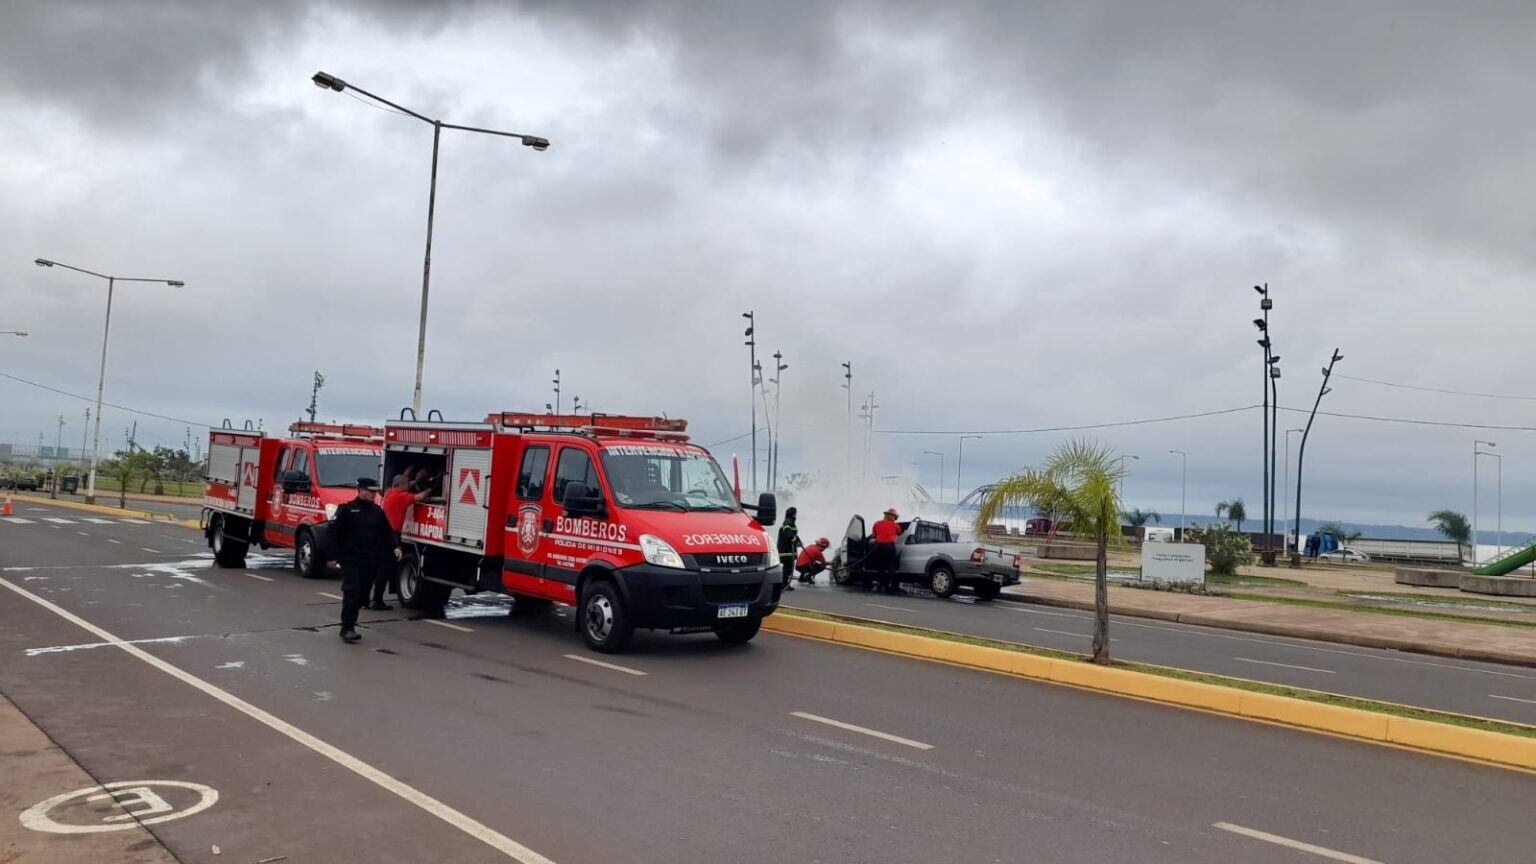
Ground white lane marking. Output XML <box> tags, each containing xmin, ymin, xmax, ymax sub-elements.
<box><xmin>107</xmin><ymin>539</ymin><xmax>122</xmax><ymax>545</ymax></box>
<box><xmin>1489</xmin><ymin>694</ymin><xmax>1536</xmax><ymax>706</ymax></box>
<box><xmin>284</xmin><ymin>654</ymin><xmax>308</xmax><ymax>666</ymax></box>
<box><xmin>84</xmin><ymin>518</ymin><xmax>117</xmax><ymax>524</ymax></box>
<box><xmin>1034</xmin><ymin>627</ymin><xmax>1090</xmax><ymax>638</ymax></box>
<box><xmin>246</xmin><ymin>573</ymin><xmax>275</xmax><ymax>582</ymax></box>
<box><xmin>0</xmin><ymin>575</ymin><xmax>558</xmax><ymax>864</ymax></box>
<box><xmin>790</xmin><ymin>711</ymin><xmax>933</xmax><ymax>751</ymax></box>
<box><xmin>26</xmin><ymin>635</ymin><xmax>196</xmax><ymax>656</ymax></box>
<box><xmin>425</xmin><ymin>619</ymin><xmax>474</xmax><ymax>633</ymax></box>
<box><xmin>1213</xmin><ymin>822</ymin><xmax>1385</xmax><ymax>863</ymax></box>
<box><xmin>77</xmin><ymin>531</ymin><xmax>89</xmax><ymax>536</ymax></box>
<box><xmin>563</xmin><ymin>654</ymin><xmax>647</xmax><ymax>676</ymax></box>
<box><xmin>141</xmin><ymin>548</ymin><xmax>162</xmax><ymax>554</ymax></box>
<box><xmin>316</xmin><ymin>592</ymin><xmax>343</xmax><ymax>601</ymax></box>
<box><xmin>42</xmin><ymin>517</ymin><xmax>76</xmax><ymax>524</ymax></box>
<box><xmin>1007</xmin><ymin>601</ymin><xmax>1536</xmax><ymax>680</ymax></box>
<box><xmin>2</xmin><ymin>517</ymin><xmax>36</xmax><ymax>524</ymax></box>
<box><xmin>216</xmin><ymin>661</ymin><xmax>245</xmax><ymax>669</ymax></box>
<box><xmin>863</xmin><ymin>603</ymin><xmax>915</xmax><ymax>614</ymax></box>
<box><xmin>1233</xmin><ymin>657</ymin><xmax>1336</xmax><ymax>674</ymax></box>
<box><xmin>118</xmin><ymin>519</ymin><xmax>153</xmax><ymax>525</ymax></box>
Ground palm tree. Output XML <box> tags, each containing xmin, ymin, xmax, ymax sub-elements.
<box><xmin>1215</xmin><ymin>501</ymin><xmax>1230</xmax><ymax>523</ymax></box>
<box><xmin>977</xmin><ymin>438</ymin><xmax>1123</xmax><ymax>662</ymax></box>
<box><xmin>1121</xmin><ymin>507</ymin><xmax>1161</xmax><ymax>527</ymax></box>
<box><xmin>1318</xmin><ymin>521</ymin><xmax>1348</xmax><ymax>543</ymax></box>
<box><xmin>1226</xmin><ymin>498</ymin><xmax>1247</xmax><ymax>532</ymax></box>
<box><xmin>1428</xmin><ymin>509</ymin><xmax>1471</xmax><ymax>562</ymax></box>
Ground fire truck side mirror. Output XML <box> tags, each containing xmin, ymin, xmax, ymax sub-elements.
<box><xmin>561</xmin><ymin>482</ymin><xmax>603</xmax><ymax>517</ymax></box>
<box><xmin>747</xmin><ymin>492</ymin><xmax>777</xmax><ymax>527</ymax></box>
<box><xmin>281</xmin><ymin>470</ymin><xmax>311</xmax><ymax>493</ymax></box>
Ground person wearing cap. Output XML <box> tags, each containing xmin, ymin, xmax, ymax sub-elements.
<box><xmin>376</xmin><ymin>475</ymin><xmax>431</xmax><ymax>610</ymax></box>
<box><xmin>795</xmin><ymin>537</ymin><xmax>832</xmax><ymax>583</ymax></box>
<box><xmin>870</xmin><ymin>507</ymin><xmax>903</xmax><ymax>593</ymax></box>
<box><xmin>329</xmin><ymin>477</ymin><xmax>400</xmax><ymax>643</ymax></box>
<box><xmin>776</xmin><ymin>506</ymin><xmax>804</xmax><ymax>591</ymax></box>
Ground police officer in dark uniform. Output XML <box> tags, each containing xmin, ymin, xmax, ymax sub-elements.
<box><xmin>330</xmin><ymin>477</ymin><xmax>399</xmax><ymax>643</ymax></box>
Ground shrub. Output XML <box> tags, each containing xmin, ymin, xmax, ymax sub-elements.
<box><xmin>1185</xmin><ymin>522</ymin><xmax>1253</xmax><ymax>575</ymax></box>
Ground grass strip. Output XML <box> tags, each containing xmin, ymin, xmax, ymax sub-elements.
<box><xmin>778</xmin><ymin>607</ymin><xmax>1536</xmax><ymax>739</ymax></box>
<box><xmin>1207</xmin><ymin>572</ymin><xmax>1306</xmax><ymax>588</ymax></box>
<box><xmin>1226</xmin><ymin>592</ymin><xmax>1536</xmax><ymax>629</ymax></box>
<box><xmin>1336</xmin><ymin>590</ymin><xmax>1536</xmax><ymax>612</ymax></box>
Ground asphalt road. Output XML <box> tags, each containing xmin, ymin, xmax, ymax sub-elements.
<box><xmin>2</xmin><ymin>501</ymin><xmax>1533</xmax><ymax>863</ymax></box>
<box><xmin>783</xmin><ymin>579</ymin><xmax>1536</xmax><ymax>725</ymax></box>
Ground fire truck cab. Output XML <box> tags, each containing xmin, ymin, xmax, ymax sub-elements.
<box><xmin>202</xmin><ymin>421</ymin><xmax>383</xmax><ymax>575</ymax></box>
<box><xmin>385</xmin><ymin>412</ymin><xmax>779</xmax><ymax>653</ymax></box>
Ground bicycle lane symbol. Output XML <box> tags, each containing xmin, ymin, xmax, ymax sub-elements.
<box><xmin>20</xmin><ymin>780</ymin><xmax>219</xmax><ymax>834</ymax></box>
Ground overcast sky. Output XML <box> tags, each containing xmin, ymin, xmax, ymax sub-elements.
<box><xmin>3</xmin><ymin>1</ymin><xmax>1534</xmax><ymax>529</ymax></box>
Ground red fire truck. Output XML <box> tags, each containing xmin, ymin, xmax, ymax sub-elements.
<box><xmin>202</xmin><ymin>421</ymin><xmax>384</xmax><ymax>575</ymax></box>
<box><xmin>384</xmin><ymin>412</ymin><xmax>779</xmax><ymax>652</ymax></box>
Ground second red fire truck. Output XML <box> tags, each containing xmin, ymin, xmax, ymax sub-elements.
<box><xmin>384</xmin><ymin>412</ymin><xmax>780</xmax><ymax>652</ymax></box>
<box><xmin>202</xmin><ymin>421</ymin><xmax>384</xmax><ymax>575</ymax></box>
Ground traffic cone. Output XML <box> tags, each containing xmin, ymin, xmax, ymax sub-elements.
<box><xmin>2</xmin><ymin>494</ymin><xmax>11</xmax><ymax>517</ymax></box>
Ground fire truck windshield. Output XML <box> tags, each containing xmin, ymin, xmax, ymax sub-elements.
<box><xmin>600</xmin><ymin>446</ymin><xmax>739</xmax><ymax>512</ymax></box>
<box><xmin>314</xmin><ymin>451</ymin><xmax>383</xmax><ymax>488</ymax></box>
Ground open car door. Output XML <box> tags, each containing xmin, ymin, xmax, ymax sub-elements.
<box><xmin>843</xmin><ymin>515</ymin><xmax>869</xmax><ymax>573</ymax></box>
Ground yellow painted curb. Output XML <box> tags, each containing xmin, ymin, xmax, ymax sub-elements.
<box><xmin>179</xmin><ymin>519</ymin><xmax>203</xmax><ymax>530</ymax></box>
<box><xmin>9</xmin><ymin>494</ymin><xmax>167</xmax><ymax>522</ymax></box>
<box><xmin>762</xmin><ymin>612</ymin><xmax>1536</xmax><ymax>771</ymax></box>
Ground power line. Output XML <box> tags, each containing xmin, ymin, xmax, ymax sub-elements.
<box><xmin>1282</xmin><ymin>404</ymin><xmax>1536</xmax><ymax>432</ymax></box>
<box><xmin>1335</xmin><ymin>374</ymin><xmax>1536</xmax><ymax>402</ymax></box>
<box><xmin>0</xmin><ymin>370</ymin><xmax>210</xmax><ymax>428</ymax></box>
<box><xmin>877</xmin><ymin>405</ymin><xmax>1259</xmax><ymax>435</ymax></box>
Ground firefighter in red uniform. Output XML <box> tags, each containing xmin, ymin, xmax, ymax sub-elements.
<box><xmin>871</xmin><ymin>508</ymin><xmax>902</xmax><ymax>593</ymax></box>
<box><xmin>795</xmin><ymin>537</ymin><xmax>831</xmax><ymax>583</ymax></box>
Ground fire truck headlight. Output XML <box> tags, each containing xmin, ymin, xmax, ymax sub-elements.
<box><xmin>324</xmin><ymin>503</ymin><xmax>338</xmax><ymax>521</ymax></box>
<box><xmin>639</xmin><ymin>534</ymin><xmax>685</xmax><ymax>569</ymax></box>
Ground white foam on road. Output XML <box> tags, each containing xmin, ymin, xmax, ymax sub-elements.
<box><xmin>25</xmin><ymin>635</ymin><xmax>196</xmax><ymax>657</ymax></box>
<box><xmin>1214</xmin><ymin>821</ymin><xmax>1385</xmax><ymax>863</ymax></box>
<box><xmin>0</xmin><ymin>574</ymin><xmax>558</xmax><ymax>864</ymax></box>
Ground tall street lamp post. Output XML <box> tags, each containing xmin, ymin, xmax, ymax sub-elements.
<box><xmin>956</xmin><ymin>435</ymin><xmax>981</xmax><ymax>504</ymax></box>
<box><xmin>743</xmin><ymin>312</ymin><xmax>756</xmax><ymax>493</ymax></box>
<box><xmin>1283</xmin><ymin>428</ymin><xmax>1303</xmax><ymax>553</ymax></box>
<box><xmin>1117</xmin><ymin>454</ymin><xmax>1139</xmax><ymax>500</ymax></box>
<box><xmin>770</xmin><ymin>352</ymin><xmax>787</xmax><ymax>492</ymax></box>
<box><xmin>1473</xmin><ymin>440</ymin><xmax>1497</xmax><ymax>565</ymax></box>
<box><xmin>923</xmin><ymin>450</ymin><xmax>944</xmax><ymax>503</ymax></box>
<box><xmin>1169</xmin><ymin>449</ymin><xmax>1187</xmax><ymax>538</ymax></box>
<box><xmin>34</xmin><ymin>258</ymin><xmax>183</xmax><ymax>504</ymax></box>
<box><xmin>1291</xmin><ymin>349</ymin><xmax>1343</xmax><ymax>567</ymax></box>
<box><xmin>310</xmin><ymin>71</ymin><xmax>548</xmax><ymax>416</ymax></box>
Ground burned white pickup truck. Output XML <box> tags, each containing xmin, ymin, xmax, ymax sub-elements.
<box><xmin>830</xmin><ymin>516</ymin><xmax>1021</xmax><ymax>600</ymax></box>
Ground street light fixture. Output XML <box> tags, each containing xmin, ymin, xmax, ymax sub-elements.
<box><xmin>310</xmin><ymin>70</ymin><xmax>549</xmax><ymax>415</ymax></box>
<box><xmin>841</xmin><ymin>361</ymin><xmax>853</xmax><ymax>476</ymax></box>
<box><xmin>1</xmin><ymin>330</ymin><xmax>27</xmax><ymax>337</ymax></box>
<box><xmin>1117</xmin><ymin>454</ymin><xmax>1139</xmax><ymax>500</ymax></box>
<box><xmin>33</xmin><ymin>257</ymin><xmax>183</xmax><ymax>504</ymax></box>
<box><xmin>1169</xmin><ymin>450</ymin><xmax>1187</xmax><ymax>537</ymax></box>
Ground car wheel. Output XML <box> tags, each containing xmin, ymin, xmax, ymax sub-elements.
<box><xmin>714</xmin><ymin>615</ymin><xmax>762</xmax><ymax>645</ymax></box>
<box><xmin>972</xmin><ymin>581</ymin><xmax>1001</xmax><ymax>602</ymax></box>
<box><xmin>295</xmin><ymin>529</ymin><xmax>324</xmax><ymax>579</ymax></box>
<box><xmin>831</xmin><ymin>559</ymin><xmax>853</xmax><ymax>585</ymax></box>
<box><xmin>928</xmin><ymin>565</ymin><xmax>957</xmax><ymax>598</ymax></box>
<box><xmin>211</xmin><ymin>516</ymin><xmax>247</xmax><ymax>568</ymax></box>
<box><xmin>581</xmin><ymin>580</ymin><xmax>634</xmax><ymax>654</ymax></box>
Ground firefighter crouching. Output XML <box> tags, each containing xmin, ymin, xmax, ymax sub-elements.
<box><xmin>795</xmin><ymin>537</ymin><xmax>831</xmax><ymax>584</ymax></box>
<box><xmin>330</xmin><ymin>477</ymin><xmax>401</xmax><ymax>643</ymax></box>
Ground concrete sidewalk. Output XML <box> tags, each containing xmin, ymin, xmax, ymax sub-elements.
<box><xmin>1004</xmin><ymin>578</ymin><xmax>1536</xmax><ymax>666</ymax></box>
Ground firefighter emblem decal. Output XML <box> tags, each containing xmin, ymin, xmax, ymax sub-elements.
<box><xmin>517</xmin><ymin>505</ymin><xmax>541</xmax><ymax>555</ymax></box>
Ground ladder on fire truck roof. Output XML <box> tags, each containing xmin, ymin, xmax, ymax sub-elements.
<box><xmin>288</xmin><ymin>421</ymin><xmax>385</xmax><ymax>442</ymax></box>
<box><xmin>486</xmin><ymin>412</ymin><xmax>690</xmax><ymax>441</ymax></box>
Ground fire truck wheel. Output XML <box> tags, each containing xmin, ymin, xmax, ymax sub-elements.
<box><xmin>398</xmin><ymin>555</ymin><xmax>449</xmax><ymax>615</ymax></box>
<box><xmin>972</xmin><ymin>581</ymin><xmax>1001</xmax><ymax>602</ymax></box>
<box><xmin>713</xmin><ymin>615</ymin><xmax>762</xmax><ymax>645</ymax></box>
<box><xmin>211</xmin><ymin>516</ymin><xmax>247</xmax><ymax>568</ymax></box>
<box><xmin>295</xmin><ymin>530</ymin><xmax>323</xmax><ymax>579</ymax></box>
<box><xmin>581</xmin><ymin>580</ymin><xmax>633</xmax><ymax>653</ymax></box>
<box><xmin>928</xmin><ymin>564</ymin><xmax>957</xmax><ymax>598</ymax></box>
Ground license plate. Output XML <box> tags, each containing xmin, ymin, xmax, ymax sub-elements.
<box><xmin>717</xmin><ymin>603</ymin><xmax>749</xmax><ymax>619</ymax></box>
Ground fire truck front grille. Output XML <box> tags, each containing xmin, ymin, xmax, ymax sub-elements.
<box><xmin>695</xmin><ymin>553</ymin><xmax>772</xmax><ymax>569</ymax></box>
<box><xmin>702</xmin><ymin>583</ymin><xmax>761</xmax><ymax>605</ymax></box>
